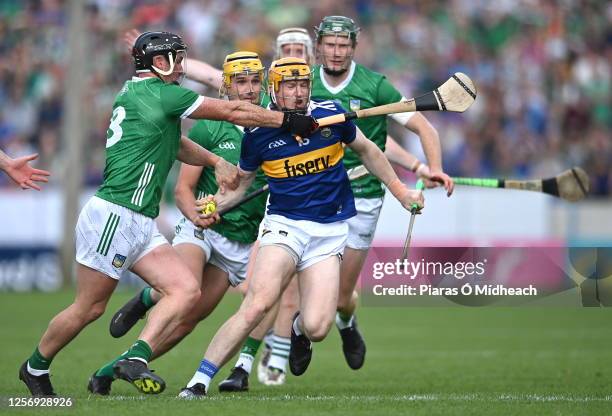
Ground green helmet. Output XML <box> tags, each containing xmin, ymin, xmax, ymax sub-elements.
<box><xmin>314</xmin><ymin>16</ymin><xmax>360</xmax><ymax>45</ymax></box>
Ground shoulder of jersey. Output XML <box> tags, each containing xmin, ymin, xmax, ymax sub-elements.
<box><xmin>310</xmin><ymin>99</ymin><xmax>344</xmax><ymax>117</ymax></box>
<box><xmin>354</xmin><ymin>62</ymin><xmax>385</xmax><ymax>80</ymax></box>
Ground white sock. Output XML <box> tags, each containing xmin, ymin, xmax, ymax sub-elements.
<box><xmin>292</xmin><ymin>315</ymin><xmax>303</xmax><ymax>336</ymax></box>
<box><xmin>335</xmin><ymin>312</ymin><xmax>354</xmax><ymax>330</ymax></box>
<box><xmin>235</xmin><ymin>353</ymin><xmax>254</xmax><ymax>374</ymax></box>
<box><xmin>27</xmin><ymin>362</ymin><xmax>49</xmax><ymax>376</ymax></box>
<box><xmin>186</xmin><ymin>372</ymin><xmax>211</xmax><ymax>390</ymax></box>
<box><xmin>268</xmin><ymin>335</ymin><xmax>291</xmax><ymax>371</ymax></box>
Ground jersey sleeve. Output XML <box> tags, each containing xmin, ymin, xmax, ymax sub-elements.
<box><xmin>340</xmin><ymin>119</ymin><xmax>357</xmax><ymax>144</ymax></box>
<box><xmin>187</xmin><ymin>120</ymin><xmax>213</xmax><ymax>148</ymax></box>
<box><xmin>331</xmin><ymin>103</ymin><xmax>357</xmax><ymax>145</ymax></box>
<box><xmin>160</xmin><ymin>83</ymin><xmax>204</xmax><ymax>119</ymax></box>
<box><xmin>238</xmin><ymin>131</ymin><xmax>262</xmax><ymax>172</ymax></box>
<box><xmin>376</xmin><ymin>76</ymin><xmax>403</xmax><ymax>106</ymax></box>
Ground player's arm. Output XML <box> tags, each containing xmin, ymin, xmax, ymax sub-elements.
<box><xmin>384</xmin><ymin>135</ymin><xmax>436</xmax><ymax>186</ymax></box>
<box><xmin>185</xmin><ymin>58</ymin><xmax>222</xmax><ymax>90</ymax></box>
<box><xmin>174</xmin><ymin>163</ymin><xmax>210</xmax><ymax>228</ymax></box>
<box><xmin>178</xmin><ymin>136</ymin><xmax>239</xmax><ymax>192</ymax></box>
<box><xmin>188</xmin><ymin>98</ymin><xmax>317</xmax><ymax>137</ymax></box>
<box><xmin>401</xmin><ymin>113</ymin><xmax>454</xmax><ymax>196</ymax></box>
<box><xmin>0</xmin><ymin>150</ymin><xmax>50</xmax><ymax>191</ymax></box>
<box><xmin>348</xmin><ymin>128</ymin><xmax>423</xmax><ymax>211</ymax></box>
<box><xmin>124</xmin><ymin>29</ymin><xmax>222</xmax><ymax>89</ymax></box>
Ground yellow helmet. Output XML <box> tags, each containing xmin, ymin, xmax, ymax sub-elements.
<box><xmin>268</xmin><ymin>57</ymin><xmax>311</xmax><ymax>110</ymax></box>
<box><xmin>221</xmin><ymin>51</ymin><xmax>264</xmax><ymax>98</ymax></box>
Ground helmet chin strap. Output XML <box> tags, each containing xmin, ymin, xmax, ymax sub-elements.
<box><xmin>151</xmin><ymin>52</ymin><xmax>176</xmax><ymax>76</ymax></box>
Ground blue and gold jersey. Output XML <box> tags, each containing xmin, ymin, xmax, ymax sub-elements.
<box><xmin>239</xmin><ymin>100</ymin><xmax>357</xmax><ymax>223</ymax></box>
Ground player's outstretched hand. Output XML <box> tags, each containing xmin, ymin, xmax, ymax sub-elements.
<box><xmin>194</xmin><ymin>195</ymin><xmax>220</xmax><ymax>228</ymax></box>
<box><xmin>4</xmin><ymin>153</ymin><xmax>50</xmax><ymax>191</ymax></box>
<box><xmin>427</xmin><ymin>170</ymin><xmax>454</xmax><ymax>197</ymax></box>
<box><xmin>214</xmin><ymin>158</ymin><xmax>239</xmax><ymax>194</ymax></box>
<box><xmin>282</xmin><ymin>113</ymin><xmax>319</xmax><ymax>138</ymax></box>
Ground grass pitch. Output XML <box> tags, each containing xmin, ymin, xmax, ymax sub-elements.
<box><xmin>1</xmin><ymin>290</ymin><xmax>612</xmax><ymax>415</ymax></box>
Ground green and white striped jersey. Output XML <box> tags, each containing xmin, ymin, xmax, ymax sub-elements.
<box><xmin>96</xmin><ymin>76</ymin><xmax>202</xmax><ymax>218</ymax></box>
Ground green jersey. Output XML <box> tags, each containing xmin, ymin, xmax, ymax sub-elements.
<box><xmin>311</xmin><ymin>62</ymin><xmax>403</xmax><ymax>198</ymax></box>
<box><xmin>188</xmin><ymin>120</ymin><xmax>268</xmax><ymax>244</ymax></box>
<box><xmin>96</xmin><ymin>77</ymin><xmax>202</xmax><ymax>218</ymax></box>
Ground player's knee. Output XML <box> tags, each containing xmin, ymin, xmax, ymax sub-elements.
<box><xmin>167</xmin><ymin>276</ymin><xmax>201</xmax><ymax>306</ymax></box>
<box><xmin>302</xmin><ymin>315</ymin><xmax>332</xmax><ymax>342</ymax></box>
<box><xmin>86</xmin><ymin>302</ymin><xmax>106</xmax><ymax>323</ymax></box>
<box><xmin>242</xmin><ymin>300</ymin><xmax>270</xmax><ymax>327</ymax></box>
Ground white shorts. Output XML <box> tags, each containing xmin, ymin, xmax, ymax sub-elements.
<box><xmin>346</xmin><ymin>196</ymin><xmax>384</xmax><ymax>250</ymax></box>
<box><xmin>76</xmin><ymin>196</ymin><xmax>168</xmax><ymax>280</ymax></box>
<box><xmin>259</xmin><ymin>214</ymin><xmax>348</xmax><ymax>272</ymax></box>
<box><xmin>173</xmin><ymin>217</ymin><xmax>252</xmax><ymax>286</ymax></box>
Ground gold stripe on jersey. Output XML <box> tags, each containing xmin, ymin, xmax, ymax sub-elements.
<box><xmin>262</xmin><ymin>142</ymin><xmax>343</xmax><ymax>178</ymax></box>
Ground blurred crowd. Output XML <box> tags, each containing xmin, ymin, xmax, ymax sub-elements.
<box><xmin>0</xmin><ymin>0</ymin><xmax>610</xmax><ymax>195</ymax></box>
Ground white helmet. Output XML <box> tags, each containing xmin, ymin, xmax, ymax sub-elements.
<box><xmin>275</xmin><ymin>27</ymin><xmax>314</xmax><ymax>65</ymax></box>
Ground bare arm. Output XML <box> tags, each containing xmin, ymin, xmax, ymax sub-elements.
<box><xmin>403</xmin><ymin>113</ymin><xmax>454</xmax><ymax>195</ymax></box>
<box><xmin>185</xmin><ymin>58</ymin><xmax>223</xmax><ymax>90</ymax></box>
<box><xmin>188</xmin><ymin>98</ymin><xmax>284</xmax><ymax>128</ymax></box>
<box><xmin>384</xmin><ymin>135</ymin><xmax>420</xmax><ymax>171</ymax></box>
<box><xmin>178</xmin><ymin>136</ymin><xmax>239</xmax><ymax>192</ymax></box>
<box><xmin>348</xmin><ymin>129</ymin><xmax>423</xmax><ymax>211</ymax></box>
<box><xmin>174</xmin><ymin>163</ymin><xmax>206</xmax><ymax>226</ymax></box>
<box><xmin>196</xmin><ymin>168</ymin><xmax>257</xmax><ymax>227</ymax></box>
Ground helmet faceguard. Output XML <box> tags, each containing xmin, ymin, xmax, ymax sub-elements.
<box><xmin>275</xmin><ymin>27</ymin><xmax>314</xmax><ymax>65</ymax></box>
<box><xmin>132</xmin><ymin>31</ymin><xmax>187</xmax><ymax>84</ymax></box>
<box><xmin>268</xmin><ymin>57</ymin><xmax>312</xmax><ymax>114</ymax></box>
<box><xmin>314</xmin><ymin>16</ymin><xmax>360</xmax><ymax>76</ymax></box>
<box><xmin>220</xmin><ymin>51</ymin><xmax>265</xmax><ymax>104</ymax></box>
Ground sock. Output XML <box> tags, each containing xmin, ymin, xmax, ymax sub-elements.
<box><xmin>268</xmin><ymin>335</ymin><xmax>290</xmax><ymax>372</ymax></box>
<box><xmin>124</xmin><ymin>339</ymin><xmax>152</xmax><ymax>363</ymax></box>
<box><xmin>234</xmin><ymin>337</ymin><xmax>262</xmax><ymax>374</ymax></box>
<box><xmin>336</xmin><ymin>312</ymin><xmax>354</xmax><ymax>330</ymax></box>
<box><xmin>187</xmin><ymin>359</ymin><xmax>219</xmax><ymax>390</ymax></box>
<box><xmin>141</xmin><ymin>287</ymin><xmax>156</xmax><ymax>308</ymax></box>
<box><xmin>96</xmin><ymin>350</ymin><xmax>129</xmax><ymax>378</ymax></box>
<box><xmin>27</xmin><ymin>347</ymin><xmax>52</xmax><ymax>374</ymax></box>
<box><xmin>292</xmin><ymin>315</ymin><xmax>303</xmax><ymax>336</ymax></box>
<box><xmin>95</xmin><ymin>340</ymin><xmax>152</xmax><ymax>378</ymax></box>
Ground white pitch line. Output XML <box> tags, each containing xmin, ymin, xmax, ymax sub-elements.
<box><xmin>96</xmin><ymin>393</ymin><xmax>612</xmax><ymax>403</ymax></box>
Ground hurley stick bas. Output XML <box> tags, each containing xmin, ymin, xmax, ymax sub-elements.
<box><xmin>452</xmin><ymin>167</ymin><xmax>589</xmax><ymax>202</ymax></box>
<box><xmin>315</xmin><ymin>72</ymin><xmax>477</xmax><ymax>128</ymax></box>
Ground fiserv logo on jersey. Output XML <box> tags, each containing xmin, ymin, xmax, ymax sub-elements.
<box><xmin>262</xmin><ymin>142</ymin><xmax>344</xmax><ymax>178</ymax></box>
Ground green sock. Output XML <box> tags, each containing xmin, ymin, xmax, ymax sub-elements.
<box><xmin>124</xmin><ymin>339</ymin><xmax>152</xmax><ymax>362</ymax></box>
<box><xmin>140</xmin><ymin>287</ymin><xmax>155</xmax><ymax>308</ymax></box>
<box><xmin>240</xmin><ymin>337</ymin><xmax>262</xmax><ymax>357</ymax></box>
<box><xmin>95</xmin><ymin>350</ymin><xmax>129</xmax><ymax>378</ymax></box>
<box><xmin>28</xmin><ymin>347</ymin><xmax>52</xmax><ymax>371</ymax></box>
<box><xmin>95</xmin><ymin>340</ymin><xmax>152</xmax><ymax>378</ymax></box>
<box><xmin>338</xmin><ymin>311</ymin><xmax>353</xmax><ymax>324</ymax></box>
